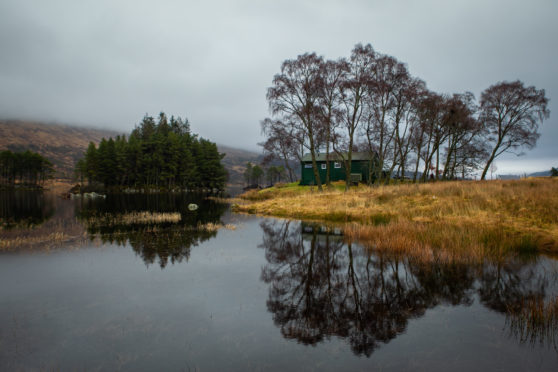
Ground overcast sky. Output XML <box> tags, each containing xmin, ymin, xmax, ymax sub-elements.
<box><xmin>1</xmin><ymin>0</ymin><xmax>557</xmax><ymax>174</ymax></box>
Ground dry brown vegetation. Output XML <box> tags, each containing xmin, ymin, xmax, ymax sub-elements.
<box><xmin>85</xmin><ymin>211</ymin><xmax>182</xmax><ymax>227</ymax></box>
<box><xmin>507</xmin><ymin>297</ymin><xmax>558</xmax><ymax>349</ymax></box>
<box><xmin>0</xmin><ymin>214</ymin><xmax>237</xmax><ymax>252</ymax></box>
<box><xmin>234</xmin><ymin>178</ymin><xmax>558</xmax><ymax>258</ymax></box>
<box><xmin>0</xmin><ymin>218</ymin><xmax>88</xmax><ymax>252</ymax></box>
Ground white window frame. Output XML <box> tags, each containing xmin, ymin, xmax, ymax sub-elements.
<box><xmin>304</xmin><ymin>164</ymin><xmax>313</xmax><ymax>168</ymax></box>
<box><xmin>321</xmin><ymin>163</ymin><xmax>326</xmax><ymax>170</ymax></box>
<box><xmin>334</xmin><ymin>162</ymin><xmax>341</xmax><ymax>169</ymax></box>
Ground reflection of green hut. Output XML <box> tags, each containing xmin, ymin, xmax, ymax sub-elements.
<box><xmin>301</xmin><ymin>222</ymin><xmax>344</xmax><ymax>244</ymax></box>
<box><xmin>300</xmin><ymin>152</ymin><xmax>379</xmax><ymax>185</ymax></box>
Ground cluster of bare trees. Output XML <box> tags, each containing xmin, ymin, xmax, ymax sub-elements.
<box><xmin>261</xmin><ymin>44</ymin><xmax>549</xmax><ymax>190</ymax></box>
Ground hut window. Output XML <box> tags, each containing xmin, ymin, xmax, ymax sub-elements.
<box><xmin>334</xmin><ymin>162</ymin><xmax>341</xmax><ymax>169</ymax></box>
<box><xmin>321</xmin><ymin>164</ymin><xmax>326</xmax><ymax>170</ymax></box>
<box><xmin>304</xmin><ymin>164</ymin><xmax>313</xmax><ymax>168</ymax></box>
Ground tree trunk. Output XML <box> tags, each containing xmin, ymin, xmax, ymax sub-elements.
<box><xmin>308</xmin><ymin>135</ymin><xmax>323</xmax><ymax>191</ymax></box>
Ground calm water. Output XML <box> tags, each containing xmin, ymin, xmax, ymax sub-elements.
<box><xmin>1</xmin><ymin>190</ymin><xmax>558</xmax><ymax>371</ymax></box>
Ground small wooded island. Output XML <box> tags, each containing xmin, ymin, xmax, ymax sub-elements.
<box><xmin>74</xmin><ymin>112</ymin><xmax>227</xmax><ymax>192</ymax></box>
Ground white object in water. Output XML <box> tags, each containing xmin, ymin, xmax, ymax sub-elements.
<box><xmin>188</xmin><ymin>203</ymin><xmax>199</xmax><ymax>211</ymax></box>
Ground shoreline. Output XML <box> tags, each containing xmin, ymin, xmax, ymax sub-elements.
<box><xmin>232</xmin><ymin>178</ymin><xmax>558</xmax><ymax>259</ymax></box>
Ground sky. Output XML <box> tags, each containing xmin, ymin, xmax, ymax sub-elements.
<box><xmin>0</xmin><ymin>0</ymin><xmax>557</xmax><ymax>174</ymax></box>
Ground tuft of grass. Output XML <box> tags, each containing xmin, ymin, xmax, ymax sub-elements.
<box><xmin>86</xmin><ymin>212</ymin><xmax>181</xmax><ymax>227</ymax></box>
<box><xmin>506</xmin><ymin>296</ymin><xmax>558</xmax><ymax>349</ymax></box>
<box><xmin>196</xmin><ymin>222</ymin><xmax>237</xmax><ymax>232</ymax></box>
<box><xmin>0</xmin><ymin>217</ymin><xmax>88</xmax><ymax>252</ymax></box>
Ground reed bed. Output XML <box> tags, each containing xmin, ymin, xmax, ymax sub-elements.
<box><xmin>196</xmin><ymin>222</ymin><xmax>237</xmax><ymax>232</ymax></box>
<box><xmin>344</xmin><ymin>220</ymin><xmax>537</xmax><ymax>264</ymax></box>
<box><xmin>86</xmin><ymin>211</ymin><xmax>182</xmax><ymax>226</ymax></box>
<box><xmin>506</xmin><ymin>297</ymin><xmax>558</xmax><ymax>349</ymax></box>
<box><xmin>234</xmin><ymin>178</ymin><xmax>558</xmax><ymax>256</ymax></box>
<box><xmin>0</xmin><ymin>218</ymin><xmax>88</xmax><ymax>252</ymax></box>
<box><xmin>1</xmin><ymin>210</ymin><xmax>237</xmax><ymax>251</ymax></box>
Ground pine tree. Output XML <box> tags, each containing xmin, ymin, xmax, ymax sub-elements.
<box><xmin>77</xmin><ymin>112</ymin><xmax>226</xmax><ymax>191</ymax></box>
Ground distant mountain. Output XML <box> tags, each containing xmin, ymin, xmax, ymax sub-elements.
<box><xmin>528</xmin><ymin>170</ymin><xmax>551</xmax><ymax>177</ymax></box>
<box><xmin>0</xmin><ymin>120</ymin><xmax>261</xmax><ymax>188</ymax></box>
<box><xmin>499</xmin><ymin>170</ymin><xmax>551</xmax><ymax>180</ymax></box>
<box><xmin>0</xmin><ymin>120</ymin><xmax>122</xmax><ymax>179</ymax></box>
<box><xmin>217</xmin><ymin>144</ymin><xmax>262</xmax><ymax>187</ymax></box>
<box><xmin>497</xmin><ymin>174</ymin><xmax>521</xmax><ymax>180</ymax></box>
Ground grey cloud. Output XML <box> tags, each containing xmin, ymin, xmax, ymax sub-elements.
<box><xmin>0</xmin><ymin>0</ymin><xmax>556</xmax><ymax>171</ymax></box>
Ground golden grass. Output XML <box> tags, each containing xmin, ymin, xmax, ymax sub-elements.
<box><xmin>83</xmin><ymin>212</ymin><xmax>237</xmax><ymax>236</ymax></box>
<box><xmin>0</xmin><ymin>218</ymin><xmax>88</xmax><ymax>252</ymax></box>
<box><xmin>196</xmin><ymin>222</ymin><xmax>237</xmax><ymax>232</ymax></box>
<box><xmin>344</xmin><ymin>220</ymin><xmax>538</xmax><ymax>264</ymax></box>
<box><xmin>86</xmin><ymin>211</ymin><xmax>182</xmax><ymax>226</ymax></box>
<box><xmin>1</xmin><ymin>209</ymin><xmax>237</xmax><ymax>251</ymax></box>
<box><xmin>234</xmin><ymin>178</ymin><xmax>558</xmax><ymax>256</ymax></box>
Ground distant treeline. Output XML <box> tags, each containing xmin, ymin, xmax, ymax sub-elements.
<box><xmin>75</xmin><ymin>113</ymin><xmax>227</xmax><ymax>191</ymax></box>
<box><xmin>244</xmin><ymin>162</ymin><xmax>287</xmax><ymax>186</ymax></box>
<box><xmin>0</xmin><ymin>150</ymin><xmax>54</xmax><ymax>187</ymax></box>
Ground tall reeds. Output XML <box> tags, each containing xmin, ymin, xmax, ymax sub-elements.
<box><xmin>506</xmin><ymin>297</ymin><xmax>558</xmax><ymax>350</ymax></box>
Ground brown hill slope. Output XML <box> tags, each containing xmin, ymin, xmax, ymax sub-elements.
<box><xmin>217</xmin><ymin>144</ymin><xmax>262</xmax><ymax>187</ymax></box>
<box><xmin>0</xmin><ymin>120</ymin><xmax>261</xmax><ymax>186</ymax></box>
<box><xmin>0</xmin><ymin>120</ymin><xmax>121</xmax><ymax>179</ymax></box>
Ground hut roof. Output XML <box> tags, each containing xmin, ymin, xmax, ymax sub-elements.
<box><xmin>301</xmin><ymin>152</ymin><xmax>376</xmax><ymax>162</ymax></box>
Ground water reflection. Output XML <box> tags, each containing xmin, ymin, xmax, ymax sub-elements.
<box><xmin>506</xmin><ymin>296</ymin><xmax>558</xmax><ymax>350</ymax></box>
<box><xmin>0</xmin><ymin>191</ymin><xmax>84</xmax><ymax>251</ymax></box>
<box><xmin>76</xmin><ymin>193</ymin><xmax>228</xmax><ymax>268</ymax></box>
<box><xmin>259</xmin><ymin>220</ymin><xmax>558</xmax><ymax>356</ymax></box>
<box><xmin>0</xmin><ymin>190</ymin><xmax>54</xmax><ymax>229</ymax></box>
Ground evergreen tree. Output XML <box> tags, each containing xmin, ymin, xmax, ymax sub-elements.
<box><xmin>0</xmin><ymin>150</ymin><xmax>53</xmax><ymax>186</ymax></box>
<box><xmin>76</xmin><ymin>112</ymin><xmax>226</xmax><ymax>191</ymax></box>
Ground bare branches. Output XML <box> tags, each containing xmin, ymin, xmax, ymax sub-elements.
<box><xmin>480</xmin><ymin>81</ymin><xmax>549</xmax><ymax>180</ymax></box>
<box><xmin>262</xmin><ymin>46</ymin><xmax>550</xmax><ymax>186</ymax></box>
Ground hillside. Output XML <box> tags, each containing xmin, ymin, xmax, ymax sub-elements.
<box><xmin>0</xmin><ymin>120</ymin><xmax>121</xmax><ymax>179</ymax></box>
<box><xmin>499</xmin><ymin>170</ymin><xmax>551</xmax><ymax>180</ymax></box>
<box><xmin>0</xmin><ymin>120</ymin><xmax>261</xmax><ymax>187</ymax></box>
<box><xmin>217</xmin><ymin>144</ymin><xmax>263</xmax><ymax>187</ymax></box>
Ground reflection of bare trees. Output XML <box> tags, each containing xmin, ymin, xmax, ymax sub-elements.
<box><xmin>261</xmin><ymin>220</ymin><xmax>347</xmax><ymax>345</ymax></box>
<box><xmin>259</xmin><ymin>220</ymin><xmax>557</xmax><ymax>356</ymax></box>
<box><xmin>479</xmin><ymin>259</ymin><xmax>558</xmax><ymax>350</ymax></box>
<box><xmin>478</xmin><ymin>259</ymin><xmax>547</xmax><ymax>313</ymax></box>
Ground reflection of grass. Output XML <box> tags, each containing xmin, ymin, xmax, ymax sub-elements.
<box><xmin>343</xmin><ymin>221</ymin><xmax>539</xmax><ymax>264</ymax></box>
<box><xmin>506</xmin><ymin>297</ymin><xmax>558</xmax><ymax>350</ymax></box>
<box><xmin>0</xmin><ymin>219</ymin><xmax>88</xmax><ymax>252</ymax></box>
<box><xmin>234</xmin><ymin>178</ymin><xmax>558</xmax><ymax>256</ymax></box>
<box><xmin>1</xmin><ymin>212</ymin><xmax>237</xmax><ymax>252</ymax></box>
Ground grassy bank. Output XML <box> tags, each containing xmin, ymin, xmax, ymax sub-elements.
<box><xmin>234</xmin><ymin>178</ymin><xmax>558</xmax><ymax>259</ymax></box>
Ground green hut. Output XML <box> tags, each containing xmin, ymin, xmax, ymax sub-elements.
<box><xmin>300</xmin><ymin>152</ymin><xmax>378</xmax><ymax>185</ymax></box>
